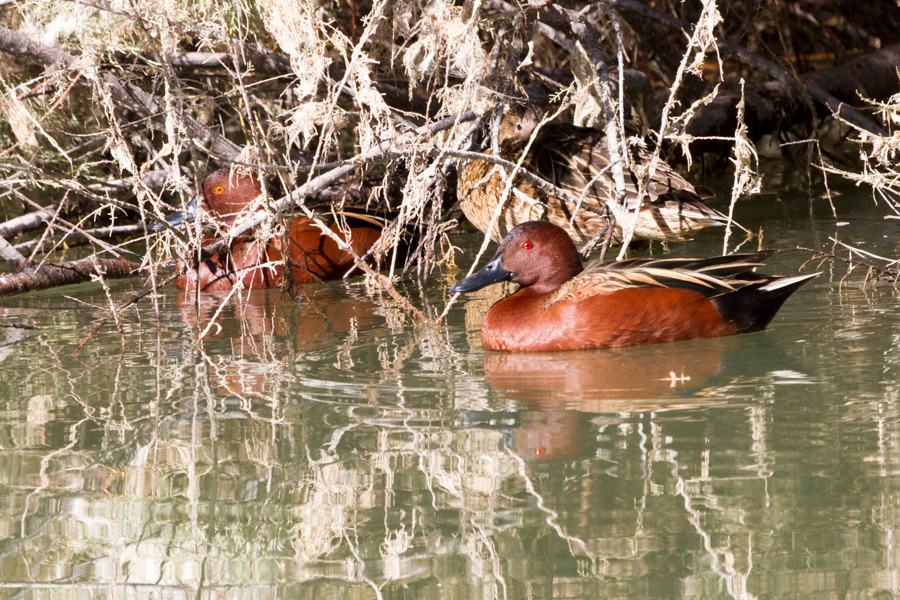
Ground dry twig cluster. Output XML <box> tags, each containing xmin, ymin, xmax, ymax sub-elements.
<box><xmin>0</xmin><ymin>0</ymin><xmax>898</xmax><ymax>333</ymax></box>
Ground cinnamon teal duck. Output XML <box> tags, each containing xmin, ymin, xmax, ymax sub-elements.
<box><xmin>450</xmin><ymin>221</ymin><xmax>817</xmax><ymax>352</ymax></box>
<box><xmin>166</xmin><ymin>168</ymin><xmax>383</xmax><ymax>291</ymax></box>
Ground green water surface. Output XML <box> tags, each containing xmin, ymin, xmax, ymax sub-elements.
<box><xmin>1</xmin><ymin>167</ymin><xmax>900</xmax><ymax>599</ymax></box>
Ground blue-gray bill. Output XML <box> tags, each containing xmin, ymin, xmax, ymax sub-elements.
<box><xmin>450</xmin><ymin>255</ymin><xmax>512</xmax><ymax>294</ymax></box>
<box><xmin>148</xmin><ymin>197</ymin><xmax>198</xmax><ymax>232</ymax></box>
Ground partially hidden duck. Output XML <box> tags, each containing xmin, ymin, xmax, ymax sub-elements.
<box><xmin>450</xmin><ymin>221</ymin><xmax>818</xmax><ymax>352</ymax></box>
<box><xmin>457</xmin><ymin>104</ymin><xmax>730</xmax><ymax>244</ymax></box>
<box><xmin>165</xmin><ymin>168</ymin><xmax>383</xmax><ymax>291</ymax></box>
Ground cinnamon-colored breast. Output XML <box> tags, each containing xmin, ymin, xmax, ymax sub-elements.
<box><xmin>175</xmin><ymin>252</ymin><xmax>233</xmax><ymax>291</ymax></box>
<box><xmin>482</xmin><ymin>287</ymin><xmax>728</xmax><ymax>352</ymax></box>
<box><xmin>175</xmin><ymin>238</ymin><xmax>283</xmax><ymax>291</ymax></box>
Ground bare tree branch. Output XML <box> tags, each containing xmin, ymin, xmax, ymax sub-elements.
<box><xmin>0</xmin><ymin>24</ymin><xmax>242</xmax><ymax>160</ymax></box>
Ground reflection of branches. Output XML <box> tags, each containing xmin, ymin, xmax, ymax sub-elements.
<box><xmin>345</xmin><ymin>528</ymin><xmax>385</xmax><ymax>600</ymax></box>
<box><xmin>0</xmin><ymin>321</ymin><xmax>40</xmax><ymax>329</ymax></box>
<box><xmin>20</xmin><ymin>415</ymin><xmax>91</xmax><ymax>539</ymax></box>
<box><xmin>20</xmin><ymin>338</ymin><xmax>95</xmax><ymax>545</ymax></box>
<box><xmin>506</xmin><ymin>448</ymin><xmax>606</xmax><ymax>576</ymax></box>
<box><xmin>466</xmin><ymin>514</ymin><xmax>509</xmax><ymax>600</ymax></box>
<box><xmin>650</xmin><ymin>421</ymin><xmax>757</xmax><ymax>600</ymax></box>
<box><xmin>73</xmin><ymin>269</ymin><xmax>183</xmax><ymax>355</ymax></box>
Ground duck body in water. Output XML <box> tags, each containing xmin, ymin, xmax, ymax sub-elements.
<box><xmin>451</xmin><ymin>221</ymin><xmax>818</xmax><ymax>352</ymax></box>
<box><xmin>164</xmin><ymin>168</ymin><xmax>383</xmax><ymax>292</ymax></box>
<box><xmin>457</xmin><ymin>105</ymin><xmax>730</xmax><ymax>244</ymax></box>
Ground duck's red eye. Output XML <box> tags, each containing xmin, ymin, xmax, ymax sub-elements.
<box><xmin>213</xmin><ymin>186</ymin><xmax>224</xmax><ymax>194</ymax></box>
<box><xmin>522</xmin><ymin>241</ymin><xmax>533</xmax><ymax>250</ymax></box>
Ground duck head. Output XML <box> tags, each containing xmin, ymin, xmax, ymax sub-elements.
<box><xmin>451</xmin><ymin>221</ymin><xmax>584</xmax><ymax>295</ymax></box>
<box><xmin>498</xmin><ymin>104</ymin><xmax>544</xmax><ymax>155</ymax></box>
<box><xmin>201</xmin><ymin>168</ymin><xmax>264</xmax><ymax>227</ymax></box>
<box><xmin>153</xmin><ymin>168</ymin><xmax>264</xmax><ymax>231</ymax></box>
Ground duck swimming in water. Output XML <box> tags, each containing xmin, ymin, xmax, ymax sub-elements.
<box><xmin>457</xmin><ymin>105</ymin><xmax>730</xmax><ymax>244</ymax></box>
<box><xmin>450</xmin><ymin>221</ymin><xmax>818</xmax><ymax>352</ymax></box>
<box><xmin>165</xmin><ymin>168</ymin><xmax>383</xmax><ymax>291</ymax></box>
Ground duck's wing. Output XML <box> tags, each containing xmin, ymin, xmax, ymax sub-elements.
<box><xmin>527</xmin><ymin>124</ymin><xmax>699</xmax><ymax>204</ymax></box>
<box><xmin>594</xmin><ymin>250</ymin><xmax>778</xmax><ymax>276</ymax></box>
<box><xmin>628</xmin><ymin>144</ymin><xmax>712</xmax><ymax>208</ymax></box>
<box><xmin>528</xmin><ymin>124</ymin><xmax>621</xmax><ymax>207</ymax></box>
<box><xmin>607</xmin><ymin>148</ymin><xmax>731</xmax><ymax>229</ymax></box>
<box><xmin>543</xmin><ymin>251</ymin><xmax>781</xmax><ymax>308</ymax></box>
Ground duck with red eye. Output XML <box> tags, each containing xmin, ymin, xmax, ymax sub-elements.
<box><xmin>450</xmin><ymin>221</ymin><xmax>819</xmax><ymax>352</ymax></box>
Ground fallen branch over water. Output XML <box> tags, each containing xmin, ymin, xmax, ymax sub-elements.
<box><xmin>0</xmin><ymin>204</ymin><xmax>59</xmax><ymax>239</ymax></box>
<box><xmin>12</xmin><ymin>224</ymin><xmax>147</xmax><ymax>254</ymax></box>
<box><xmin>0</xmin><ymin>256</ymin><xmax>146</xmax><ymax>295</ymax></box>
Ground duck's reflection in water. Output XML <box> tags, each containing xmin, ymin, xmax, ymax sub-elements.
<box><xmin>482</xmin><ymin>338</ymin><xmax>731</xmax><ymax>461</ymax></box>
<box><xmin>485</xmin><ymin>337</ymin><xmax>727</xmax><ymax>402</ymax></box>
<box><xmin>176</xmin><ymin>286</ymin><xmax>380</xmax><ymax>395</ymax></box>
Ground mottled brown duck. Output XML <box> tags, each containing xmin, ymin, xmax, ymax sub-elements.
<box><xmin>457</xmin><ymin>105</ymin><xmax>730</xmax><ymax>244</ymax></box>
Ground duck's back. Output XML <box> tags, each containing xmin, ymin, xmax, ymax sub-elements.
<box><xmin>531</xmin><ymin>124</ymin><xmax>725</xmax><ymax>240</ymax></box>
<box><xmin>457</xmin><ymin>118</ymin><xmax>727</xmax><ymax>244</ymax></box>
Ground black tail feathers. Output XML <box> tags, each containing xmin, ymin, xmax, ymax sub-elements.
<box><xmin>710</xmin><ymin>273</ymin><xmax>820</xmax><ymax>333</ymax></box>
